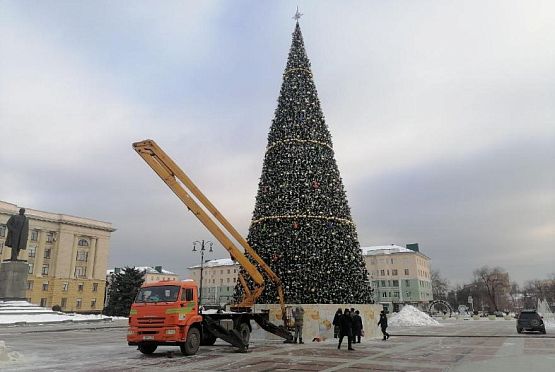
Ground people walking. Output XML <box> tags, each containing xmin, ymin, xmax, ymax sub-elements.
<box><xmin>292</xmin><ymin>306</ymin><xmax>305</xmax><ymax>344</ymax></box>
<box><xmin>338</xmin><ymin>308</ymin><xmax>355</xmax><ymax>350</ymax></box>
<box><xmin>377</xmin><ymin>310</ymin><xmax>390</xmax><ymax>341</ymax></box>
<box><xmin>332</xmin><ymin>308</ymin><xmax>342</xmax><ymax>338</ymax></box>
<box><xmin>353</xmin><ymin>310</ymin><xmax>363</xmax><ymax>343</ymax></box>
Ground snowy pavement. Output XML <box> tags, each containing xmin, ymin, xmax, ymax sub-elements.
<box><xmin>0</xmin><ymin>318</ymin><xmax>554</xmax><ymax>371</ymax></box>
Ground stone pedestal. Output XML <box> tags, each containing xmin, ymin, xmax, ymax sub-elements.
<box><xmin>0</xmin><ymin>261</ymin><xmax>29</xmax><ymax>300</ymax></box>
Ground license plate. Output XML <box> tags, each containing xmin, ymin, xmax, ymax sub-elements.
<box><xmin>143</xmin><ymin>335</ymin><xmax>154</xmax><ymax>340</ymax></box>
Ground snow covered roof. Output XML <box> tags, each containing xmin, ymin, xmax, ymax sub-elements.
<box><xmin>188</xmin><ymin>258</ymin><xmax>238</xmax><ymax>269</ymax></box>
<box><xmin>106</xmin><ymin>266</ymin><xmax>177</xmax><ymax>275</ymax></box>
<box><xmin>361</xmin><ymin>245</ymin><xmax>416</xmax><ymax>256</ymax></box>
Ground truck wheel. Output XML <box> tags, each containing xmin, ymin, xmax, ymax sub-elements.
<box><xmin>138</xmin><ymin>343</ymin><xmax>157</xmax><ymax>354</ymax></box>
<box><xmin>517</xmin><ymin>327</ymin><xmax>522</xmax><ymax>334</ymax></box>
<box><xmin>201</xmin><ymin>332</ymin><xmax>217</xmax><ymax>346</ymax></box>
<box><xmin>238</xmin><ymin>323</ymin><xmax>250</xmax><ymax>345</ymax></box>
<box><xmin>180</xmin><ymin>327</ymin><xmax>200</xmax><ymax>355</ymax></box>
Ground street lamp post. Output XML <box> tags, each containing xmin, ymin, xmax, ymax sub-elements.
<box><xmin>193</xmin><ymin>240</ymin><xmax>213</xmax><ymax>310</ymax></box>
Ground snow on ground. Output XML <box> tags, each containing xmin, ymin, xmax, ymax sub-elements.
<box><xmin>389</xmin><ymin>305</ymin><xmax>441</xmax><ymax>327</ymax></box>
<box><xmin>0</xmin><ymin>340</ymin><xmax>24</xmax><ymax>366</ymax></box>
<box><xmin>545</xmin><ymin>320</ymin><xmax>555</xmax><ymax>330</ymax></box>
<box><xmin>0</xmin><ymin>301</ymin><xmax>124</xmax><ymax>325</ymax></box>
<box><xmin>0</xmin><ymin>313</ymin><xmax>117</xmax><ymax>324</ymax></box>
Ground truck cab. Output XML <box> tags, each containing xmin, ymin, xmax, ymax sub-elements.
<box><xmin>127</xmin><ymin>280</ymin><xmax>204</xmax><ymax>355</ymax></box>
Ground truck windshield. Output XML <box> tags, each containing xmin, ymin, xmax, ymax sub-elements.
<box><xmin>135</xmin><ymin>285</ymin><xmax>180</xmax><ymax>303</ymax></box>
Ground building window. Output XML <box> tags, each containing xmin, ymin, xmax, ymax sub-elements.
<box><xmin>227</xmin><ymin>278</ymin><xmax>230</xmax><ymax>283</ymax></box>
<box><xmin>405</xmin><ymin>280</ymin><xmax>410</xmax><ymax>287</ymax></box>
<box><xmin>63</xmin><ymin>282</ymin><xmax>69</xmax><ymax>291</ymax></box>
<box><xmin>27</xmin><ymin>281</ymin><xmax>33</xmax><ymax>290</ymax></box>
<box><xmin>75</xmin><ymin>267</ymin><xmax>86</xmax><ymax>278</ymax></box>
<box><xmin>41</xmin><ymin>264</ymin><xmax>49</xmax><ymax>275</ymax></box>
<box><xmin>382</xmin><ymin>292</ymin><xmax>387</xmax><ymax>298</ymax></box>
<box><xmin>40</xmin><ymin>298</ymin><xmax>47</xmax><ymax>307</ymax></box>
<box><xmin>0</xmin><ymin>242</ymin><xmax>3</xmax><ymax>254</ymax></box>
<box><xmin>233</xmin><ymin>277</ymin><xmax>236</xmax><ymax>282</ymax></box>
<box><xmin>392</xmin><ymin>280</ymin><xmax>399</xmax><ymax>286</ymax></box>
<box><xmin>406</xmin><ymin>291</ymin><xmax>410</xmax><ymax>297</ymax></box>
<box><xmin>0</xmin><ymin>225</ymin><xmax>6</xmax><ymax>237</ymax></box>
<box><xmin>44</xmin><ymin>248</ymin><xmax>51</xmax><ymax>259</ymax></box>
<box><xmin>42</xmin><ymin>282</ymin><xmax>49</xmax><ymax>291</ymax></box>
<box><xmin>78</xmin><ymin>283</ymin><xmax>84</xmax><ymax>292</ymax></box>
<box><xmin>381</xmin><ymin>280</ymin><xmax>386</xmax><ymax>287</ymax></box>
<box><xmin>92</xmin><ymin>283</ymin><xmax>98</xmax><ymax>292</ymax></box>
<box><xmin>91</xmin><ymin>299</ymin><xmax>97</xmax><ymax>309</ymax></box>
<box><xmin>76</xmin><ymin>299</ymin><xmax>82</xmax><ymax>309</ymax></box>
<box><xmin>78</xmin><ymin>239</ymin><xmax>89</xmax><ymax>247</ymax></box>
<box><xmin>392</xmin><ymin>269</ymin><xmax>398</xmax><ymax>276</ymax></box>
<box><xmin>234</xmin><ymin>269</ymin><xmax>237</xmax><ymax>273</ymax></box>
<box><xmin>31</xmin><ymin>230</ymin><xmax>39</xmax><ymax>241</ymax></box>
<box><xmin>76</xmin><ymin>251</ymin><xmax>88</xmax><ymax>261</ymax></box>
<box><xmin>380</xmin><ymin>269</ymin><xmax>385</xmax><ymax>276</ymax></box>
<box><xmin>27</xmin><ymin>246</ymin><xmax>36</xmax><ymax>257</ymax></box>
<box><xmin>61</xmin><ymin>298</ymin><xmax>67</xmax><ymax>308</ymax></box>
<box><xmin>28</xmin><ymin>263</ymin><xmax>34</xmax><ymax>274</ymax></box>
<box><xmin>404</xmin><ymin>269</ymin><xmax>409</xmax><ymax>275</ymax></box>
<box><xmin>394</xmin><ymin>291</ymin><xmax>399</xmax><ymax>297</ymax></box>
<box><xmin>46</xmin><ymin>232</ymin><xmax>54</xmax><ymax>243</ymax></box>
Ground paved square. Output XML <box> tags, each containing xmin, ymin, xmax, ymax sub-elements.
<box><xmin>0</xmin><ymin>319</ymin><xmax>553</xmax><ymax>371</ymax></box>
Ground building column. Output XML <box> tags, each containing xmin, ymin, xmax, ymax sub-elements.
<box><xmin>87</xmin><ymin>238</ymin><xmax>97</xmax><ymax>279</ymax></box>
<box><xmin>34</xmin><ymin>230</ymin><xmax>46</xmax><ymax>277</ymax></box>
<box><xmin>69</xmin><ymin>235</ymin><xmax>78</xmax><ymax>278</ymax></box>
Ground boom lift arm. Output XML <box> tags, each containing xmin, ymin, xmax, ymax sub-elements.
<box><xmin>133</xmin><ymin>139</ymin><xmax>288</xmax><ymax>325</ymax></box>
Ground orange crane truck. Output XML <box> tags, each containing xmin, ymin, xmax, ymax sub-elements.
<box><xmin>127</xmin><ymin>140</ymin><xmax>293</xmax><ymax>355</ymax></box>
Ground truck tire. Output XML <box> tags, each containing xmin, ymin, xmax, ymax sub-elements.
<box><xmin>237</xmin><ymin>323</ymin><xmax>251</xmax><ymax>345</ymax></box>
<box><xmin>517</xmin><ymin>327</ymin><xmax>522</xmax><ymax>334</ymax></box>
<box><xmin>180</xmin><ymin>327</ymin><xmax>201</xmax><ymax>355</ymax></box>
<box><xmin>201</xmin><ymin>332</ymin><xmax>217</xmax><ymax>346</ymax></box>
<box><xmin>138</xmin><ymin>343</ymin><xmax>157</xmax><ymax>354</ymax></box>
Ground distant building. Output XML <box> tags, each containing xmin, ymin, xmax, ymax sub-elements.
<box><xmin>187</xmin><ymin>258</ymin><xmax>240</xmax><ymax>305</ymax></box>
<box><xmin>362</xmin><ymin>244</ymin><xmax>433</xmax><ymax>312</ymax></box>
<box><xmin>0</xmin><ymin>201</ymin><xmax>115</xmax><ymax>313</ymax></box>
<box><xmin>106</xmin><ymin>266</ymin><xmax>179</xmax><ymax>284</ymax></box>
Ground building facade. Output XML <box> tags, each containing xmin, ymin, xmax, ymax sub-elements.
<box><xmin>0</xmin><ymin>201</ymin><xmax>115</xmax><ymax>313</ymax></box>
<box><xmin>187</xmin><ymin>259</ymin><xmax>240</xmax><ymax>305</ymax></box>
<box><xmin>106</xmin><ymin>266</ymin><xmax>179</xmax><ymax>284</ymax></box>
<box><xmin>362</xmin><ymin>244</ymin><xmax>433</xmax><ymax>312</ymax></box>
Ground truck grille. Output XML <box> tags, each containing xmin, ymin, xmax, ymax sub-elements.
<box><xmin>137</xmin><ymin>317</ymin><xmax>165</xmax><ymax>327</ymax></box>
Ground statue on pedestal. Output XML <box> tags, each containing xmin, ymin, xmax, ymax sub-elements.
<box><xmin>5</xmin><ymin>208</ymin><xmax>29</xmax><ymax>261</ymax></box>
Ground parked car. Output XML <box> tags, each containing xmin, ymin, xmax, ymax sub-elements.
<box><xmin>517</xmin><ymin>310</ymin><xmax>546</xmax><ymax>334</ymax></box>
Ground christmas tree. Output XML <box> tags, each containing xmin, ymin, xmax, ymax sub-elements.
<box><xmin>104</xmin><ymin>267</ymin><xmax>145</xmax><ymax>316</ymax></box>
<box><xmin>235</xmin><ymin>21</ymin><xmax>373</xmax><ymax>304</ymax></box>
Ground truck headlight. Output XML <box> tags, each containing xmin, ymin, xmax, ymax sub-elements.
<box><xmin>166</xmin><ymin>329</ymin><xmax>176</xmax><ymax>335</ymax></box>
<box><xmin>127</xmin><ymin>329</ymin><xmax>135</xmax><ymax>335</ymax></box>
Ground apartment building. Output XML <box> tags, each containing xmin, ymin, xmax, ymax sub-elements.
<box><xmin>187</xmin><ymin>258</ymin><xmax>240</xmax><ymax>305</ymax></box>
<box><xmin>362</xmin><ymin>244</ymin><xmax>433</xmax><ymax>312</ymax></box>
<box><xmin>0</xmin><ymin>201</ymin><xmax>115</xmax><ymax>313</ymax></box>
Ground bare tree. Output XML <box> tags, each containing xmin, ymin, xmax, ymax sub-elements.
<box><xmin>431</xmin><ymin>270</ymin><xmax>449</xmax><ymax>300</ymax></box>
<box><xmin>473</xmin><ymin>266</ymin><xmax>510</xmax><ymax>312</ymax></box>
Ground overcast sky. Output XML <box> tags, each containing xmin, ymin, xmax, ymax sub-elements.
<box><xmin>1</xmin><ymin>0</ymin><xmax>553</xmax><ymax>285</ymax></box>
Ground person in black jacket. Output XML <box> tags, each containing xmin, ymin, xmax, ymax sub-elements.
<box><xmin>377</xmin><ymin>310</ymin><xmax>390</xmax><ymax>341</ymax></box>
<box><xmin>353</xmin><ymin>310</ymin><xmax>363</xmax><ymax>343</ymax></box>
<box><xmin>338</xmin><ymin>308</ymin><xmax>355</xmax><ymax>350</ymax></box>
<box><xmin>332</xmin><ymin>308</ymin><xmax>342</xmax><ymax>338</ymax></box>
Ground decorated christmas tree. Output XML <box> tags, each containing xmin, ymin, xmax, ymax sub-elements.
<box><xmin>235</xmin><ymin>20</ymin><xmax>373</xmax><ymax>304</ymax></box>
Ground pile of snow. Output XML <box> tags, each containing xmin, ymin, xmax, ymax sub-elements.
<box><xmin>0</xmin><ymin>340</ymin><xmax>23</xmax><ymax>364</ymax></box>
<box><xmin>0</xmin><ymin>300</ymin><xmax>122</xmax><ymax>325</ymax></box>
<box><xmin>545</xmin><ymin>320</ymin><xmax>555</xmax><ymax>330</ymax></box>
<box><xmin>389</xmin><ymin>305</ymin><xmax>441</xmax><ymax>327</ymax></box>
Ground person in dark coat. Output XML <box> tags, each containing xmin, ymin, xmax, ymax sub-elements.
<box><xmin>377</xmin><ymin>310</ymin><xmax>390</xmax><ymax>341</ymax></box>
<box><xmin>338</xmin><ymin>308</ymin><xmax>354</xmax><ymax>350</ymax></box>
<box><xmin>353</xmin><ymin>310</ymin><xmax>363</xmax><ymax>343</ymax></box>
<box><xmin>292</xmin><ymin>306</ymin><xmax>305</xmax><ymax>344</ymax></box>
<box><xmin>350</xmin><ymin>307</ymin><xmax>356</xmax><ymax>344</ymax></box>
<box><xmin>6</xmin><ymin>208</ymin><xmax>29</xmax><ymax>261</ymax></box>
<box><xmin>332</xmin><ymin>308</ymin><xmax>342</xmax><ymax>338</ymax></box>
